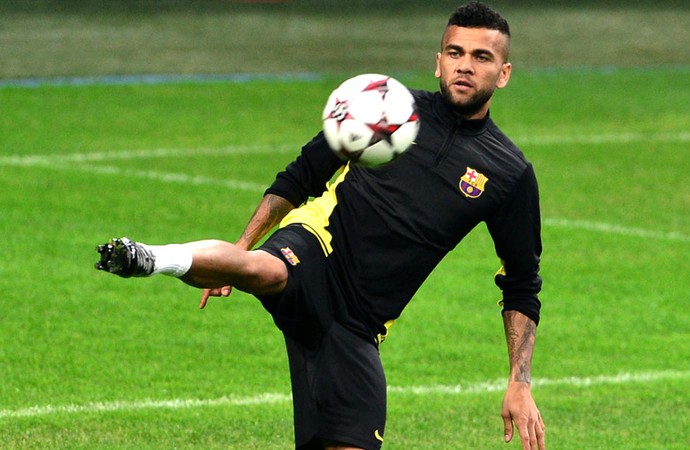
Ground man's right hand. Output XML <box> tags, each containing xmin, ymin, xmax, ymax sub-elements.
<box><xmin>199</xmin><ymin>286</ymin><xmax>232</xmax><ymax>309</ymax></box>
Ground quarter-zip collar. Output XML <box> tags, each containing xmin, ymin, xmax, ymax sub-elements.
<box><xmin>432</xmin><ymin>91</ymin><xmax>491</xmax><ymax>135</ymax></box>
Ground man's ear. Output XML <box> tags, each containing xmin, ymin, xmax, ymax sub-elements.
<box><xmin>497</xmin><ymin>62</ymin><xmax>512</xmax><ymax>89</ymax></box>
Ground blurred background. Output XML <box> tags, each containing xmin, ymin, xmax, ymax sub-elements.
<box><xmin>1</xmin><ymin>0</ymin><xmax>688</xmax><ymax>81</ymax></box>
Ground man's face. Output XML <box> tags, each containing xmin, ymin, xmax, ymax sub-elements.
<box><xmin>435</xmin><ymin>26</ymin><xmax>512</xmax><ymax>119</ymax></box>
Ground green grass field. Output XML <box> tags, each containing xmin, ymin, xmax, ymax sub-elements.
<box><xmin>1</xmin><ymin>2</ymin><xmax>689</xmax><ymax>449</ymax></box>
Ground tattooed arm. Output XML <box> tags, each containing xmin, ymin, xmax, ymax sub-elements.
<box><xmin>501</xmin><ymin>310</ymin><xmax>546</xmax><ymax>450</ymax></box>
<box><xmin>235</xmin><ymin>193</ymin><xmax>296</xmax><ymax>251</ymax></box>
<box><xmin>198</xmin><ymin>193</ymin><xmax>294</xmax><ymax>308</ymax></box>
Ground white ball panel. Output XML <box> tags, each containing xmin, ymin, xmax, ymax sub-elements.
<box><xmin>383</xmin><ymin>91</ymin><xmax>415</xmax><ymax>124</ymax></box>
<box><xmin>359</xmin><ymin>140</ymin><xmax>395</xmax><ymax>167</ymax></box>
<box><xmin>339</xmin><ymin>119</ymin><xmax>375</xmax><ymax>152</ymax></box>
<box><xmin>348</xmin><ymin>90</ymin><xmax>385</xmax><ymax>124</ymax></box>
<box><xmin>322</xmin><ymin>118</ymin><xmax>343</xmax><ymax>151</ymax></box>
<box><xmin>390</xmin><ymin>120</ymin><xmax>420</xmax><ymax>152</ymax></box>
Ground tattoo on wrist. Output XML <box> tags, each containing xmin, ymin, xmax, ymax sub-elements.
<box><xmin>504</xmin><ymin>311</ymin><xmax>536</xmax><ymax>384</ymax></box>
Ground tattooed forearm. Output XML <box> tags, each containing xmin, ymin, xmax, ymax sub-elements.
<box><xmin>238</xmin><ymin>194</ymin><xmax>295</xmax><ymax>250</ymax></box>
<box><xmin>503</xmin><ymin>310</ymin><xmax>537</xmax><ymax>384</ymax></box>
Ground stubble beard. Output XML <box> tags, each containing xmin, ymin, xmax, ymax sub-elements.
<box><xmin>440</xmin><ymin>81</ymin><xmax>494</xmax><ymax>118</ymax></box>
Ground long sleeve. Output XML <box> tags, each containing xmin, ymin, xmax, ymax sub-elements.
<box><xmin>265</xmin><ymin>132</ymin><xmax>344</xmax><ymax>208</ymax></box>
<box><xmin>486</xmin><ymin>163</ymin><xmax>542</xmax><ymax>325</ymax></box>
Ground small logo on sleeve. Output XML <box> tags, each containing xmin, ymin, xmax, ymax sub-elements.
<box><xmin>459</xmin><ymin>167</ymin><xmax>489</xmax><ymax>198</ymax></box>
<box><xmin>280</xmin><ymin>247</ymin><xmax>300</xmax><ymax>266</ymax></box>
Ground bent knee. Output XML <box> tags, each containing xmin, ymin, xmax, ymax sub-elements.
<box><xmin>243</xmin><ymin>250</ymin><xmax>287</xmax><ymax>296</ymax></box>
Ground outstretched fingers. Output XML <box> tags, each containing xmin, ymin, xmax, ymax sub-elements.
<box><xmin>502</xmin><ymin>383</ymin><xmax>546</xmax><ymax>450</ymax></box>
<box><xmin>199</xmin><ymin>286</ymin><xmax>232</xmax><ymax>309</ymax></box>
<box><xmin>512</xmin><ymin>411</ymin><xmax>545</xmax><ymax>450</ymax></box>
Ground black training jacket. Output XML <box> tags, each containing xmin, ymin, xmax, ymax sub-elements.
<box><xmin>265</xmin><ymin>89</ymin><xmax>542</xmax><ymax>341</ymax></box>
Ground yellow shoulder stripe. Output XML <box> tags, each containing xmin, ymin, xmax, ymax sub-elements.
<box><xmin>280</xmin><ymin>164</ymin><xmax>350</xmax><ymax>255</ymax></box>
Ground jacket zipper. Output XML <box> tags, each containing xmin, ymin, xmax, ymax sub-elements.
<box><xmin>433</xmin><ymin>122</ymin><xmax>458</xmax><ymax>168</ymax></box>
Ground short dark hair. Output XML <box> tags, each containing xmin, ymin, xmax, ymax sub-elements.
<box><xmin>447</xmin><ymin>2</ymin><xmax>511</xmax><ymax>37</ymax></box>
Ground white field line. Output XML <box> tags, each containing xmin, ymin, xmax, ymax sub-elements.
<box><xmin>544</xmin><ymin>218</ymin><xmax>690</xmax><ymax>243</ymax></box>
<box><xmin>514</xmin><ymin>131</ymin><xmax>690</xmax><ymax>146</ymax></box>
<box><xmin>0</xmin><ymin>143</ymin><xmax>297</xmax><ymax>165</ymax></box>
<box><xmin>0</xmin><ymin>144</ymin><xmax>298</xmax><ymax>192</ymax></box>
<box><xmin>1</xmin><ymin>136</ymin><xmax>688</xmax><ymax>242</ymax></box>
<box><xmin>389</xmin><ymin>369</ymin><xmax>690</xmax><ymax>395</ymax></box>
<box><xmin>1</xmin><ymin>369</ymin><xmax>688</xmax><ymax>420</ymax></box>
<box><xmin>42</xmin><ymin>161</ymin><xmax>268</xmax><ymax>192</ymax></box>
<box><xmin>0</xmin><ymin>131</ymin><xmax>687</xmax><ymax>167</ymax></box>
<box><xmin>102</xmin><ymin>166</ymin><xmax>265</xmax><ymax>191</ymax></box>
<box><xmin>0</xmin><ymin>130</ymin><xmax>687</xmax><ymax>168</ymax></box>
<box><xmin>0</xmin><ymin>393</ymin><xmax>292</xmax><ymax>420</ymax></box>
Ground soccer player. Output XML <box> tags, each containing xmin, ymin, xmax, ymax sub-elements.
<box><xmin>96</xmin><ymin>2</ymin><xmax>546</xmax><ymax>449</ymax></box>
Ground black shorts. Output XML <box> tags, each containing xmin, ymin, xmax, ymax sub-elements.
<box><xmin>258</xmin><ymin>225</ymin><xmax>387</xmax><ymax>449</ymax></box>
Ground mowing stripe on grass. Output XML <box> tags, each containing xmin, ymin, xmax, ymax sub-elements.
<box><xmin>0</xmin><ymin>72</ymin><xmax>323</xmax><ymax>88</ymax></box>
<box><xmin>1</xmin><ymin>370</ymin><xmax>688</xmax><ymax>420</ymax></box>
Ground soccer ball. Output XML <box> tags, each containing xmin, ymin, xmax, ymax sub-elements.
<box><xmin>322</xmin><ymin>74</ymin><xmax>420</xmax><ymax>167</ymax></box>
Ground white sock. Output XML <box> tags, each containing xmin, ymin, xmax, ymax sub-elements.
<box><xmin>145</xmin><ymin>244</ymin><xmax>193</xmax><ymax>277</ymax></box>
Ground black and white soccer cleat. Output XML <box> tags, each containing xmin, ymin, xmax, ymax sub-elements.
<box><xmin>95</xmin><ymin>237</ymin><xmax>155</xmax><ymax>278</ymax></box>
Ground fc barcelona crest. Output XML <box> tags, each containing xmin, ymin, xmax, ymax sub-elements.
<box><xmin>459</xmin><ymin>167</ymin><xmax>489</xmax><ymax>198</ymax></box>
<box><xmin>280</xmin><ymin>247</ymin><xmax>301</xmax><ymax>266</ymax></box>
